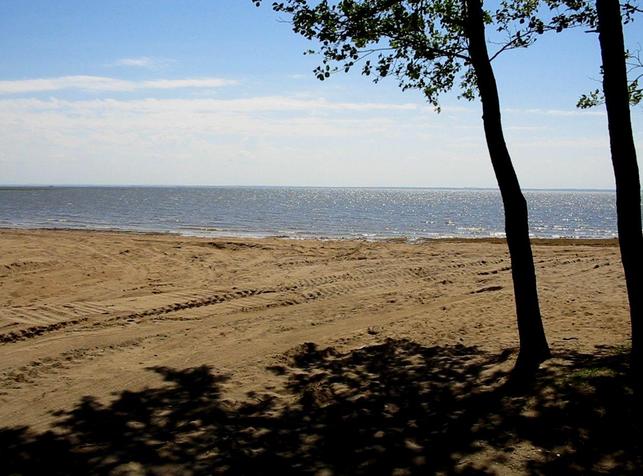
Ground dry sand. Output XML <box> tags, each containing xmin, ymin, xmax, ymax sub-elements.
<box><xmin>0</xmin><ymin>229</ymin><xmax>637</xmax><ymax>474</ymax></box>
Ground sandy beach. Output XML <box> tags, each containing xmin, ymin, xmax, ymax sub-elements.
<box><xmin>0</xmin><ymin>229</ymin><xmax>637</xmax><ymax>474</ymax></box>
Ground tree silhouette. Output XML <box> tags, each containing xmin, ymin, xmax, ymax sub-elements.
<box><xmin>255</xmin><ymin>0</ymin><xmax>550</xmax><ymax>372</ymax></box>
<box><xmin>536</xmin><ymin>0</ymin><xmax>642</xmax><ymax>375</ymax></box>
<box><xmin>595</xmin><ymin>0</ymin><xmax>643</xmax><ymax>376</ymax></box>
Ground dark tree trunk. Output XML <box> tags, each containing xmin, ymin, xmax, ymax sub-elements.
<box><xmin>596</xmin><ymin>0</ymin><xmax>643</xmax><ymax>374</ymax></box>
<box><xmin>464</xmin><ymin>0</ymin><xmax>550</xmax><ymax>372</ymax></box>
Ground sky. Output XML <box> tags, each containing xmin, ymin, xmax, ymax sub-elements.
<box><xmin>0</xmin><ymin>0</ymin><xmax>641</xmax><ymax>189</ymax></box>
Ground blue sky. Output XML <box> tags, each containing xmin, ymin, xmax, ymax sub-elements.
<box><xmin>0</xmin><ymin>0</ymin><xmax>641</xmax><ymax>188</ymax></box>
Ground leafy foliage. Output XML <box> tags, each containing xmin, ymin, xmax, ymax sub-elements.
<box><xmin>577</xmin><ymin>88</ymin><xmax>604</xmax><ymax>108</ymax></box>
<box><xmin>254</xmin><ymin>1</ymin><xmax>641</xmax><ymax>109</ymax></box>
<box><xmin>577</xmin><ymin>50</ymin><xmax>643</xmax><ymax>108</ymax></box>
<box><xmin>255</xmin><ymin>1</ymin><xmax>545</xmax><ymax>109</ymax></box>
<box><xmin>530</xmin><ymin>0</ymin><xmax>642</xmax><ymax>108</ymax></box>
<box><xmin>578</xmin><ymin>80</ymin><xmax>642</xmax><ymax>108</ymax></box>
<box><xmin>260</xmin><ymin>1</ymin><xmax>475</xmax><ymax>109</ymax></box>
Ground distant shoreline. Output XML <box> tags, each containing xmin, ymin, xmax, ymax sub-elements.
<box><xmin>0</xmin><ymin>184</ymin><xmax>618</xmax><ymax>193</ymax></box>
<box><xmin>0</xmin><ymin>227</ymin><xmax>620</xmax><ymax>247</ymax></box>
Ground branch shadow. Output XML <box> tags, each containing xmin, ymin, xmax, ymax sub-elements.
<box><xmin>1</xmin><ymin>339</ymin><xmax>641</xmax><ymax>475</ymax></box>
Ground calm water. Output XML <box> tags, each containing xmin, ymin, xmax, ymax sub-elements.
<box><xmin>0</xmin><ymin>186</ymin><xmax>621</xmax><ymax>239</ymax></box>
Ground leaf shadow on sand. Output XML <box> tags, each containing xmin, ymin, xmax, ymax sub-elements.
<box><xmin>1</xmin><ymin>339</ymin><xmax>641</xmax><ymax>475</ymax></box>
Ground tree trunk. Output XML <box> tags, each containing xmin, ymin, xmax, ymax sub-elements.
<box><xmin>596</xmin><ymin>0</ymin><xmax>643</xmax><ymax>375</ymax></box>
<box><xmin>464</xmin><ymin>0</ymin><xmax>550</xmax><ymax>372</ymax></box>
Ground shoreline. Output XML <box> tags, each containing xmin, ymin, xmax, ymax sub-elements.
<box><xmin>0</xmin><ymin>226</ymin><xmax>621</xmax><ymax>246</ymax></box>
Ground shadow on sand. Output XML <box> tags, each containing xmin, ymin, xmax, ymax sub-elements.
<box><xmin>1</xmin><ymin>339</ymin><xmax>641</xmax><ymax>475</ymax></box>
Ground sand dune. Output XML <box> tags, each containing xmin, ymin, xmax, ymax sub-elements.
<box><xmin>0</xmin><ymin>230</ymin><xmax>635</xmax><ymax>473</ymax></box>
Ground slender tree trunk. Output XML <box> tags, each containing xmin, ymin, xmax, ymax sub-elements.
<box><xmin>464</xmin><ymin>0</ymin><xmax>550</xmax><ymax>372</ymax></box>
<box><xmin>596</xmin><ymin>0</ymin><xmax>643</xmax><ymax>375</ymax></box>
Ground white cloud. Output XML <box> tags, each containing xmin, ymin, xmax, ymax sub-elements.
<box><xmin>110</xmin><ymin>57</ymin><xmax>175</xmax><ymax>69</ymax></box>
<box><xmin>0</xmin><ymin>75</ymin><xmax>237</xmax><ymax>94</ymax></box>
<box><xmin>139</xmin><ymin>79</ymin><xmax>236</xmax><ymax>90</ymax></box>
<box><xmin>0</xmin><ymin>95</ymin><xmax>464</xmax><ymax>186</ymax></box>
<box><xmin>0</xmin><ymin>94</ymin><xmax>631</xmax><ymax>188</ymax></box>
<box><xmin>0</xmin><ymin>96</ymin><xmax>417</xmax><ymax>115</ymax></box>
<box><xmin>0</xmin><ymin>97</ymin><xmax>429</xmax><ymax>154</ymax></box>
<box><xmin>505</xmin><ymin>107</ymin><xmax>605</xmax><ymax>117</ymax></box>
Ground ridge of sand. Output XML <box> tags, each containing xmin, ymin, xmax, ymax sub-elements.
<box><xmin>0</xmin><ymin>229</ymin><xmax>632</xmax><ymax>473</ymax></box>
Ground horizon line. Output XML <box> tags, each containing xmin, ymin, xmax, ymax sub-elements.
<box><xmin>0</xmin><ymin>184</ymin><xmax>618</xmax><ymax>192</ymax></box>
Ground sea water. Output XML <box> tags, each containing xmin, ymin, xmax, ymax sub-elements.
<box><xmin>0</xmin><ymin>186</ymin><xmax>620</xmax><ymax>239</ymax></box>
